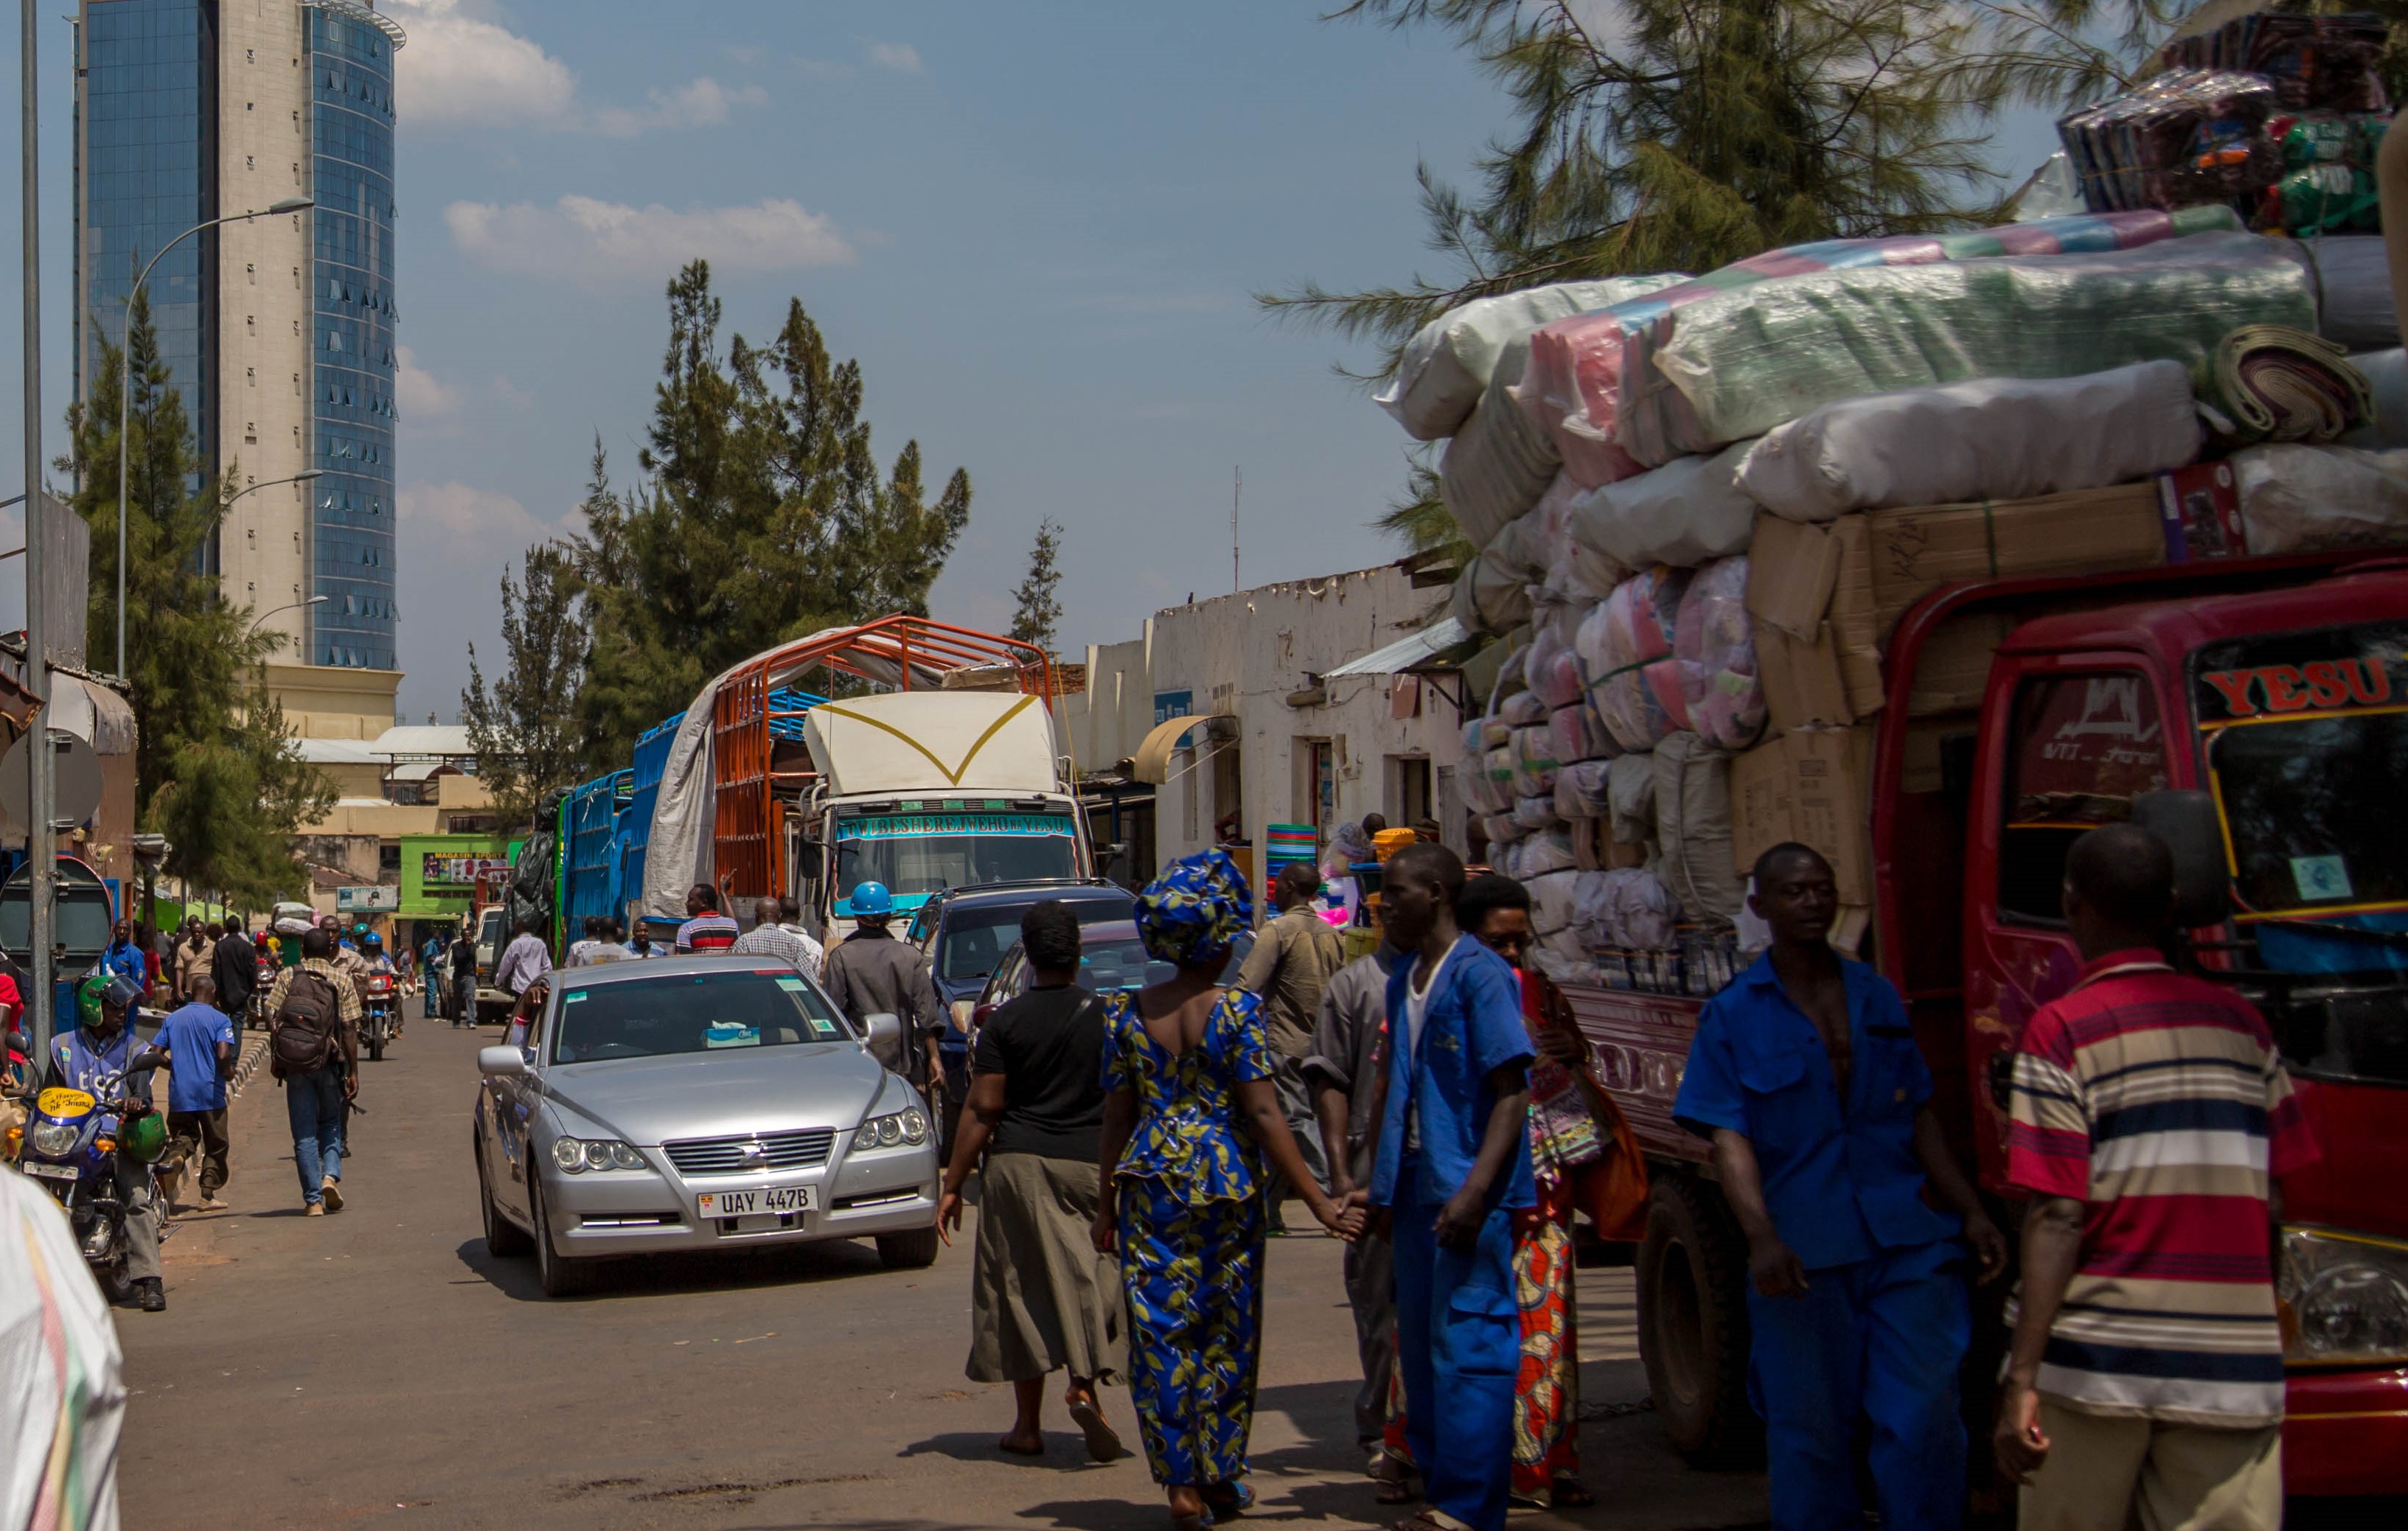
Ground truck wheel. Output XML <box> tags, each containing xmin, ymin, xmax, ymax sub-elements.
<box><xmin>876</xmin><ymin>1227</ymin><xmax>941</xmax><ymax>1270</ymax></box>
<box><xmin>1638</xmin><ymin>1171</ymin><xmax>1761</xmax><ymax>1467</ymax></box>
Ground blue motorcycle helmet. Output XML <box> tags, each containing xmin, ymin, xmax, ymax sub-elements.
<box><xmin>846</xmin><ymin>881</ymin><xmax>894</xmax><ymax>917</ymax></box>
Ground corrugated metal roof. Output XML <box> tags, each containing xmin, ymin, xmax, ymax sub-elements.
<box><xmin>1321</xmin><ymin>617</ymin><xmax>1476</xmax><ymax>679</ymax></box>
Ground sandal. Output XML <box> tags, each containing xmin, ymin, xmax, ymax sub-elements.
<box><xmin>1201</xmin><ymin>1481</ymin><xmax>1253</xmax><ymax>1518</ymax></box>
<box><xmin>1375</xmin><ymin>1477</ymin><xmax>1421</xmax><ymax>1505</ymax></box>
<box><xmin>1550</xmin><ymin>1477</ymin><xmax>1596</xmax><ymax>1508</ymax></box>
<box><xmin>1067</xmin><ymin>1398</ymin><xmax>1125</xmax><ymax>1462</ymax></box>
<box><xmin>1388</xmin><ymin>1514</ymin><xmax>1454</xmax><ymax>1531</ymax></box>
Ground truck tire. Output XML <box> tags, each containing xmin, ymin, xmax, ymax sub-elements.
<box><xmin>1638</xmin><ymin>1170</ymin><xmax>1761</xmax><ymax>1467</ymax></box>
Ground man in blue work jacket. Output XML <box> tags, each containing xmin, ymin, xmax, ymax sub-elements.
<box><xmin>1365</xmin><ymin>843</ymin><xmax>1534</xmax><ymax>1531</ymax></box>
<box><xmin>1673</xmin><ymin>843</ymin><xmax>2006</xmax><ymax>1531</ymax></box>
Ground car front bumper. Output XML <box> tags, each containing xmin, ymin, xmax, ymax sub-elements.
<box><xmin>540</xmin><ymin>1140</ymin><xmax>941</xmax><ymax>1257</ymax></box>
<box><xmin>2285</xmin><ymin>1366</ymin><xmax>2408</xmax><ymax>1495</ymax></box>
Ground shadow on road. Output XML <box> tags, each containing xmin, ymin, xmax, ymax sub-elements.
<box><xmin>898</xmin><ymin>1431</ymin><xmax>1118</xmax><ymax>1471</ymax></box>
<box><xmin>449</xmin><ymin>1232</ymin><xmax>893</xmax><ymax>1303</ymax></box>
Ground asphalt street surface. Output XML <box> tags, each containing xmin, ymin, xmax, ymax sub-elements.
<box><xmin>118</xmin><ymin>1013</ymin><xmax>1768</xmax><ymax>1530</ymax></box>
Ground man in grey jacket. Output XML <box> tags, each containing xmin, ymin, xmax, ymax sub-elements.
<box><xmin>820</xmin><ymin>881</ymin><xmax>944</xmax><ymax>1098</ymax></box>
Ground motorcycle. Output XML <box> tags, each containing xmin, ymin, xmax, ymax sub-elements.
<box><xmin>6</xmin><ymin>1030</ymin><xmax>170</xmax><ymax>1300</ymax></box>
<box><xmin>361</xmin><ymin>970</ymin><xmax>398</xmax><ymax>1061</ymax></box>
<box><xmin>251</xmin><ymin>949</ymin><xmax>280</xmax><ymax>1031</ymax></box>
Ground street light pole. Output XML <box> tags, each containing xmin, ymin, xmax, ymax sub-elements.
<box><xmin>246</xmin><ymin>593</ymin><xmax>328</xmax><ymax>643</ymax></box>
<box><xmin>21</xmin><ymin>0</ymin><xmax>54</xmax><ymax>1062</ymax></box>
<box><xmin>116</xmin><ymin>195</ymin><xmax>313</xmax><ymax>677</ymax></box>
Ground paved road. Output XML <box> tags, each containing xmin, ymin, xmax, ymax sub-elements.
<box><xmin>118</xmin><ymin>1016</ymin><xmax>1767</xmax><ymax>1530</ymax></box>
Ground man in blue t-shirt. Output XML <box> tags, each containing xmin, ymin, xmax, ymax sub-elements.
<box><xmin>153</xmin><ymin>974</ymin><xmax>239</xmax><ymax>1213</ymax></box>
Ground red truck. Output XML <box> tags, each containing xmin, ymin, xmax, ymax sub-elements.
<box><xmin>1572</xmin><ymin>550</ymin><xmax>2408</xmax><ymax>1498</ymax></box>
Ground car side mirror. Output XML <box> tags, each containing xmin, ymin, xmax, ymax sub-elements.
<box><xmin>477</xmin><ymin>1045</ymin><xmax>528</xmax><ymax>1078</ymax></box>
<box><xmin>860</xmin><ymin>1011</ymin><xmax>904</xmax><ymax>1073</ymax></box>
<box><xmin>2132</xmin><ymin>790</ymin><xmax>2233</xmax><ymax>929</ymax></box>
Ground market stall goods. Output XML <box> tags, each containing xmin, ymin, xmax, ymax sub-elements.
<box><xmin>1567</xmin><ymin>442</ymin><xmax>1758</xmax><ymax>568</ymax></box>
<box><xmin>1377</xmin><ymin>273</ymin><xmax>1688</xmax><ymax>442</ymax></box>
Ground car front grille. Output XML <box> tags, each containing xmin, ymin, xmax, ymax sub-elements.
<box><xmin>661</xmin><ymin>1129</ymin><xmax>835</xmax><ymax>1177</ymax></box>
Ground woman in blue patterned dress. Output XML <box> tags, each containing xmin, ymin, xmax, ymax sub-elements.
<box><xmin>1093</xmin><ymin>849</ymin><xmax>1362</xmax><ymax>1530</ymax></box>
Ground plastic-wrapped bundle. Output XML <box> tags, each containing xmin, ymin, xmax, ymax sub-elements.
<box><xmin>1377</xmin><ymin>275</ymin><xmax>1690</xmax><ymax>442</ymax></box>
<box><xmin>1624</xmin><ymin>230</ymin><xmax>2316</xmax><ymax>465</ymax></box>
<box><xmin>2193</xmin><ymin>324</ymin><xmax>2372</xmax><ymax>446</ymax></box>
<box><xmin>1504</xmin><ymin>826</ymin><xmax>1579</xmax><ymax>879</ymax></box>
<box><xmin>1533</xmin><ymin>930</ymin><xmax>1592</xmax><ymax>985</ymax></box>
<box><xmin>1567</xmin><ymin>442</ymin><xmax>1758</xmax><ymax>569</ymax></box>
<box><xmin>1512</xmin><ymin>793</ymin><xmax>1562</xmax><ymax>833</ymax></box>
<box><xmin>2055</xmin><ymin>70</ymin><xmax>2278</xmax><ymax>215</ymax></box>
<box><xmin>1654</xmin><ymin>732</ymin><xmax>1744</xmax><ymax>920</ymax></box>
<box><xmin>1498</xmin><ymin>688</ymin><xmax>1549</xmax><ymax>728</ymax></box>
<box><xmin>1556</xmin><ymin>758</ymin><xmax>1616</xmax><ymax>821</ymax></box>
<box><xmin>2343</xmin><ymin>349</ymin><xmax>2408</xmax><ymax>447</ymax></box>
<box><xmin>1550</xmin><ymin>700</ymin><xmax>1615</xmax><ymax>767</ymax></box>
<box><xmin>1518</xmin><ymin>206</ymin><xmax>2240</xmax><ymax>487</ymax></box>
<box><xmin>1511</xmin><ymin>726</ymin><xmax>1560</xmax><ymax>799</ymax></box>
<box><xmin>1579</xmin><ymin>566</ymin><xmax>1694</xmax><ymax>751</ymax></box>
<box><xmin>1527</xmin><ymin>869</ymin><xmax>1581</xmax><ymax>936</ymax></box>
<box><xmin>1596</xmin><ymin>866</ymin><xmax>1683</xmax><ymax>949</ymax></box>
<box><xmin>1483</xmin><ymin>746</ymin><xmax>1518</xmax><ymax>814</ymax></box>
<box><xmin>1483</xmin><ymin>812</ymin><xmax>1527</xmax><ymax>847</ymax></box>
<box><xmin>1734</xmin><ymin>362</ymin><xmax>2201</xmax><ymax>523</ymax></box>
<box><xmin>1450</xmin><ymin>551</ymin><xmax>1534</xmax><ymax>636</ymax></box>
<box><xmin>1441</xmin><ymin>340</ymin><xmax>1560</xmax><ymax>549</ymax></box>
<box><xmin>1525</xmin><ymin>612</ymin><xmax>1586</xmax><ymax>710</ymax></box>
<box><xmin>1608</xmin><ymin>754</ymin><xmax>1657</xmax><ymax>848</ymax></box>
<box><xmin>2294</xmin><ymin>237</ymin><xmax>2397</xmax><ymax>351</ymax></box>
<box><xmin>1673</xmin><ymin>556</ymin><xmax>1767</xmax><ymax>750</ymax></box>
<box><xmin>2233</xmin><ymin>444</ymin><xmax>2408</xmax><ymax>554</ymax></box>
<box><xmin>1527</xmin><ymin>473</ymin><xmax>1607</xmax><ymax>598</ymax></box>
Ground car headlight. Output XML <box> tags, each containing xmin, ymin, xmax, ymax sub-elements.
<box><xmin>2280</xmin><ymin>1225</ymin><xmax>2408</xmax><ymax>1365</ymax></box>
<box><xmin>29</xmin><ymin>1120</ymin><xmax>79</xmax><ymax>1158</ymax></box>
<box><xmin>551</xmin><ymin>1137</ymin><xmax>648</xmax><ymax>1173</ymax></box>
<box><xmin>852</xmin><ymin>1109</ymin><xmax>930</xmax><ymax>1152</ymax></box>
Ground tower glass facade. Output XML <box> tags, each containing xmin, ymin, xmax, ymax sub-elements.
<box><xmin>309</xmin><ymin>2</ymin><xmax>398</xmax><ymax>670</ymax></box>
<box><xmin>77</xmin><ymin>0</ymin><xmax>218</xmax><ymax>474</ymax></box>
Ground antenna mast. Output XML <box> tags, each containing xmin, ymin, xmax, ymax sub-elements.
<box><xmin>1232</xmin><ymin>467</ymin><xmax>1241</xmax><ymax>593</ymax></box>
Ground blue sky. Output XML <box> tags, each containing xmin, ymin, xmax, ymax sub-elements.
<box><xmin>0</xmin><ymin>1</ymin><xmax>2067</xmax><ymax>723</ymax></box>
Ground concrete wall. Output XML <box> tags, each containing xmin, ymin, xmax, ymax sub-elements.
<box><xmin>215</xmin><ymin>0</ymin><xmax>316</xmax><ymax>649</ymax></box>
<box><xmin>262</xmin><ymin>659</ymin><xmax>399</xmax><ymax>740</ymax></box>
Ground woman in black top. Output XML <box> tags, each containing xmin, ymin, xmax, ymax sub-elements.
<box><xmin>936</xmin><ymin>901</ymin><xmax>1127</xmax><ymax>1462</ymax></box>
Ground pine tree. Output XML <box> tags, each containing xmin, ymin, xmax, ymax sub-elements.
<box><xmin>1009</xmin><ymin>519</ymin><xmax>1064</xmax><ymax>654</ymax></box>
<box><xmin>60</xmin><ymin>290</ymin><xmax>335</xmax><ymax>904</ymax></box>
<box><xmin>573</xmin><ymin>261</ymin><xmax>973</xmax><ymax>768</ymax></box>
<box><xmin>462</xmin><ymin>543</ymin><xmax>589</xmax><ymax>831</ymax></box>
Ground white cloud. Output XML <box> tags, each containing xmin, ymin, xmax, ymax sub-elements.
<box><xmin>403</xmin><ymin>480</ymin><xmax>563</xmax><ymax>550</ymax></box>
<box><xmin>590</xmin><ymin>77</ymin><xmax>768</xmax><ymax>137</ymax></box>
<box><xmin>399</xmin><ymin>481</ymin><xmax>585</xmax><ymax>714</ymax></box>
<box><xmin>865</xmin><ymin>41</ymin><xmax>923</xmax><ymax>74</ymax></box>
<box><xmin>384</xmin><ymin>1</ymin><xmax>767</xmax><ymax>136</ymax></box>
<box><xmin>395</xmin><ymin>346</ymin><xmax>461</xmax><ymax>421</ymax></box>
<box><xmin>445</xmin><ymin>195</ymin><xmax>855</xmax><ymax>288</ymax></box>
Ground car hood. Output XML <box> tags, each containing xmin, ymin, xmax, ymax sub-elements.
<box><xmin>541</xmin><ymin>1043</ymin><xmax>891</xmax><ymax>1146</ymax></box>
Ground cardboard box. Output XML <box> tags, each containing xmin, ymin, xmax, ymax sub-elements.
<box><xmin>1745</xmin><ymin>515</ymin><xmax>1842</xmax><ymax>639</ymax></box>
<box><xmin>1863</xmin><ymin>482</ymin><xmax>2165</xmax><ymax>638</ymax></box>
<box><xmin>1758</xmin><ymin>621</ymin><xmax>1855</xmax><ymax>734</ymax></box>
<box><xmin>2155</xmin><ymin>461</ymin><xmax>2247</xmax><ymax>563</ymax></box>
<box><xmin>1830</xmin><ymin>515</ymin><xmax>1885</xmax><ymax>715</ymax></box>
<box><xmin>1906</xmin><ymin>610</ymin><xmax>2015</xmax><ymax>716</ymax></box>
<box><xmin>1730</xmin><ymin>725</ymin><xmax>1874</xmax><ymax>906</ymax></box>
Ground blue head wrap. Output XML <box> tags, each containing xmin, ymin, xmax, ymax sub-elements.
<box><xmin>1135</xmin><ymin>848</ymin><xmax>1254</xmax><ymax>967</ymax></box>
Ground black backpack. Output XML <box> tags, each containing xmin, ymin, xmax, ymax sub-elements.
<box><xmin>270</xmin><ymin>971</ymin><xmax>343</xmax><ymax>1077</ymax></box>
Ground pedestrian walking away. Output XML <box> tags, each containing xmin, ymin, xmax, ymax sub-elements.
<box><xmin>819</xmin><ymin>881</ymin><xmax>944</xmax><ymax>1097</ymax></box>
<box><xmin>150</xmin><ymin>973</ymin><xmax>239</xmax><ymax>1215</ymax></box>
<box><xmin>732</xmin><ymin>896</ymin><xmax>824</xmax><ymax>982</ymax></box>
<box><xmin>1995</xmin><ymin>825</ymin><xmax>2317</xmax><ymax>1531</ymax></box>
<box><xmin>1673</xmin><ymin>843</ymin><xmax>2008</xmax><ymax>1531</ymax></box>
<box><xmin>1360</xmin><ymin>844</ymin><xmax>1534</xmax><ymax>1531</ymax></box>
<box><xmin>1094</xmin><ymin>848</ymin><xmax>1362</xmax><ymax>1531</ymax></box>
<box><xmin>449</xmin><ymin>925</ymin><xmax>478</xmax><ymax>1025</ymax></box>
<box><xmin>1304</xmin><ymin>935</ymin><xmax>1406</xmax><ymax>1476</ymax></box>
<box><xmin>264</xmin><ymin>928</ymin><xmax>362</xmax><ymax>1216</ymax></box>
<box><xmin>1232</xmin><ymin>860</ymin><xmax>1343</xmax><ymax>1232</ymax></box>
<box><xmin>495</xmin><ymin>916</ymin><xmax>553</xmax><ymax>1000</ymax></box>
<box><xmin>936</xmin><ymin>899</ymin><xmax>1126</xmax><ymax>1463</ymax></box>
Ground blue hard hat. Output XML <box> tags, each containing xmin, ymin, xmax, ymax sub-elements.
<box><xmin>847</xmin><ymin>881</ymin><xmax>894</xmax><ymax>917</ymax></box>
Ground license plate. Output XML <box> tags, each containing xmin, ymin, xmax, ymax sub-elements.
<box><xmin>695</xmin><ymin>1185</ymin><xmax>812</xmax><ymax>1218</ymax></box>
<box><xmin>21</xmin><ymin>1162</ymin><xmax>77</xmax><ymax>1183</ymax></box>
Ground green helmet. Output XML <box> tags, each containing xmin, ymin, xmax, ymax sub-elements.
<box><xmin>74</xmin><ymin>974</ymin><xmax>109</xmax><ymax>1029</ymax></box>
<box><xmin>121</xmin><ymin>1109</ymin><xmax>168</xmax><ymax>1164</ymax></box>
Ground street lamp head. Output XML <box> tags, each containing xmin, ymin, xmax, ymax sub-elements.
<box><xmin>295</xmin><ymin>469</ymin><xmax>325</xmax><ymax>481</ymax></box>
<box><xmin>264</xmin><ymin>197</ymin><xmax>315</xmax><ymax>215</ymax></box>
<box><xmin>305</xmin><ymin>595</ymin><xmax>330</xmax><ymax>606</ymax></box>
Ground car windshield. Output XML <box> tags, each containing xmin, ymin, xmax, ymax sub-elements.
<box><xmin>940</xmin><ymin>896</ymin><xmax>1135</xmax><ymax>983</ymax></box>
<box><xmin>832</xmin><ymin>813</ymin><xmax>1079</xmax><ymax>901</ymax></box>
<box><xmin>550</xmin><ymin>969</ymin><xmax>853</xmax><ymax>1064</ymax></box>
<box><xmin>1057</xmin><ymin>920</ymin><xmax>1255</xmax><ymax>993</ymax></box>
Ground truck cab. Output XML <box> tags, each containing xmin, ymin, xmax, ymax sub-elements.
<box><xmin>1584</xmin><ymin>553</ymin><xmax>2408</xmax><ymax>1496</ymax></box>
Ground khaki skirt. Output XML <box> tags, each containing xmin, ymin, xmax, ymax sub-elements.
<box><xmin>969</xmin><ymin>1151</ymin><xmax>1125</xmax><ymax>1384</ymax></box>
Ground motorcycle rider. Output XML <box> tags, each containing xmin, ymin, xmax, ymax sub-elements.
<box><xmin>42</xmin><ymin>974</ymin><xmax>167</xmax><ymax>1311</ymax></box>
<box><xmin>360</xmin><ymin>931</ymin><xmax>400</xmax><ymax>1042</ymax></box>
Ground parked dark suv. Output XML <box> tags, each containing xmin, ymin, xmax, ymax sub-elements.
<box><xmin>974</xmin><ymin>919</ymin><xmax>1256</xmax><ymax>1024</ymax></box>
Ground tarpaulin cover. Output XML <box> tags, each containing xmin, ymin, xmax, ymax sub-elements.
<box><xmin>1735</xmin><ymin>361</ymin><xmax>2201</xmax><ymax>522</ymax></box>
<box><xmin>1516</xmin><ymin>206</ymin><xmax>2241</xmax><ymax>488</ymax></box>
<box><xmin>1578</xmin><ymin>566</ymin><xmax>1692</xmax><ymax>752</ymax></box>
<box><xmin>1441</xmin><ymin>339</ymin><xmax>1560</xmax><ymax>549</ymax></box>
<box><xmin>1626</xmin><ymin>228</ymin><xmax>2313</xmax><ymax>464</ymax></box>
<box><xmin>2292</xmin><ymin>234</ymin><xmax>2398</xmax><ymax>350</ymax></box>
<box><xmin>1377</xmin><ymin>273</ymin><xmax>1688</xmax><ymax>441</ymax></box>
<box><xmin>1</xmin><ymin>1172</ymin><xmax>125</xmax><ymax>1530</ymax></box>
<box><xmin>1451</xmin><ymin>550</ymin><xmax>1534</xmax><ymax>637</ymax></box>
<box><xmin>1673</xmin><ymin>556</ymin><xmax>1766</xmax><ymax>750</ymax></box>
<box><xmin>2342</xmin><ymin>348</ymin><xmax>2408</xmax><ymax>447</ymax></box>
<box><xmin>1567</xmin><ymin>442</ymin><xmax>1758</xmax><ymax>569</ymax></box>
<box><xmin>2233</xmin><ymin>443</ymin><xmax>2408</xmax><ymax>554</ymax></box>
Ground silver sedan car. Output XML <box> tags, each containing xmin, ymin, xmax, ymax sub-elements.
<box><xmin>471</xmin><ymin>956</ymin><xmax>941</xmax><ymax>1296</ymax></box>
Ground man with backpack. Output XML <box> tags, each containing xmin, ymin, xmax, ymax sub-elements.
<box><xmin>262</xmin><ymin>927</ymin><xmax>361</xmax><ymax>1216</ymax></box>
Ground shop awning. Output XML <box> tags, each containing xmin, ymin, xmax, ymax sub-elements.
<box><xmin>1322</xmin><ymin>617</ymin><xmax>1477</xmax><ymax>680</ymax></box>
<box><xmin>1132</xmin><ymin>714</ymin><xmax>1224</xmax><ymax>785</ymax></box>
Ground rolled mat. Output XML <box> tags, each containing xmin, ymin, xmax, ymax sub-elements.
<box><xmin>2195</xmin><ymin>323</ymin><xmax>2374</xmax><ymax>444</ymax></box>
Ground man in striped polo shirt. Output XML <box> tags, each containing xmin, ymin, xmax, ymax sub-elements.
<box><xmin>1997</xmin><ymin>823</ymin><xmax>2317</xmax><ymax>1530</ymax></box>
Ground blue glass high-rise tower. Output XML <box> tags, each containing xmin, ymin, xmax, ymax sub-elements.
<box><xmin>76</xmin><ymin>0</ymin><xmax>403</xmax><ymax>674</ymax></box>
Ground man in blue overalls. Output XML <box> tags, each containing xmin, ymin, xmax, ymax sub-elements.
<box><xmin>1365</xmin><ymin>843</ymin><xmax>1534</xmax><ymax>1531</ymax></box>
<box><xmin>1673</xmin><ymin>843</ymin><xmax>2007</xmax><ymax>1530</ymax></box>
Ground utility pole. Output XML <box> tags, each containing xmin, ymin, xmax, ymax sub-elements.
<box><xmin>21</xmin><ymin>0</ymin><xmax>56</xmax><ymax>1061</ymax></box>
<box><xmin>1232</xmin><ymin>467</ymin><xmax>1242</xmax><ymax>595</ymax></box>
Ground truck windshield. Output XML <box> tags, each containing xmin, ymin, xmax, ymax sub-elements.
<box><xmin>832</xmin><ymin>812</ymin><xmax>1079</xmax><ymax>903</ymax></box>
